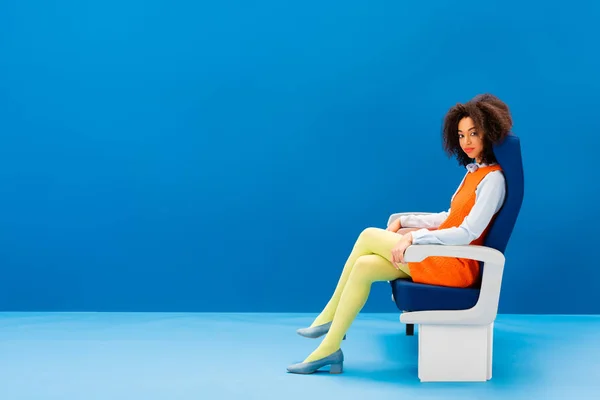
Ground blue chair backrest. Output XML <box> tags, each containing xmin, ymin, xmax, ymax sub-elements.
<box><xmin>476</xmin><ymin>134</ymin><xmax>524</xmax><ymax>286</ymax></box>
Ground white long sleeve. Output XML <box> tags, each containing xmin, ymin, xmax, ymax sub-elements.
<box><xmin>410</xmin><ymin>170</ymin><xmax>506</xmax><ymax>246</ymax></box>
<box><xmin>400</xmin><ymin>211</ymin><xmax>450</xmax><ymax>229</ymax></box>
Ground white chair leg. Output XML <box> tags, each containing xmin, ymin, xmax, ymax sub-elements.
<box><xmin>418</xmin><ymin>322</ymin><xmax>494</xmax><ymax>382</ymax></box>
<box><xmin>487</xmin><ymin>322</ymin><xmax>494</xmax><ymax>380</ymax></box>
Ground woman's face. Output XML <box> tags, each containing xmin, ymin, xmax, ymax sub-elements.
<box><xmin>458</xmin><ymin>117</ymin><xmax>484</xmax><ymax>163</ymax></box>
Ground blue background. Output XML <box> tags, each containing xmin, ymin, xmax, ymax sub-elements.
<box><xmin>0</xmin><ymin>0</ymin><xmax>598</xmax><ymax>314</ymax></box>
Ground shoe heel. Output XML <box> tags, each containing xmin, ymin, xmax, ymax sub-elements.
<box><xmin>329</xmin><ymin>363</ymin><xmax>343</xmax><ymax>374</ymax></box>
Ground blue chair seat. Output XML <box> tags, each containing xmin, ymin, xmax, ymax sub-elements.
<box><xmin>390</xmin><ymin>279</ymin><xmax>480</xmax><ymax>312</ymax></box>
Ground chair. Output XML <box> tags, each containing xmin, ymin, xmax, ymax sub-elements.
<box><xmin>387</xmin><ymin>134</ymin><xmax>524</xmax><ymax>382</ymax></box>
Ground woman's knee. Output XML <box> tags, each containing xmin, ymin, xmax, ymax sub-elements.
<box><xmin>351</xmin><ymin>254</ymin><xmax>406</xmax><ymax>282</ymax></box>
<box><xmin>357</xmin><ymin>227</ymin><xmax>379</xmax><ymax>243</ymax></box>
<box><xmin>351</xmin><ymin>255</ymin><xmax>377</xmax><ymax>277</ymax></box>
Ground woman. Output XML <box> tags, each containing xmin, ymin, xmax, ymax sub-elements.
<box><xmin>287</xmin><ymin>93</ymin><xmax>513</xmax><ymax>374</ymax></box>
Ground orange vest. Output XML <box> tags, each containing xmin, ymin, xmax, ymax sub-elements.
<box><xmin>408</xmin><ymin>165</ymin><xmax>503</xmax><ymax>288</ymax></box>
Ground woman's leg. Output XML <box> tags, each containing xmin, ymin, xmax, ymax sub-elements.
<box><xmin>311</xmin><ymin>228</ymin><xmax>410</xmax><ymax>327</ymax></box>
<box><xmin>303</xmin><ymin>231</ymin><xmax>411</xmax><ymax>363</ymax></box>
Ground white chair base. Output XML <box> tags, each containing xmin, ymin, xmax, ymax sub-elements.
<box><xmin>416</xmin><ymin>322</ymin><xmax>494</xmax><ymax>382</ymax></box>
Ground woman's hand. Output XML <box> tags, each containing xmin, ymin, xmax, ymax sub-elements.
<box><xmin>391</xmin><ymin>233</ymin><xmax>413</xmax><ymax>268</ymax></box>
<box><xmin>396</xmin><ymin>227</ymin><xmax>420</xmax><ymax>235</ymax></box>
<box><xmin>386</xmin><ymin>218</ymin><xmax>401</xmax><ymax>232</ymax></box>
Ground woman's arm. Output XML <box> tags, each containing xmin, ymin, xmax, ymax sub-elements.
<box><xmin>396</xmin><ymin>227</ymin><xmax>422</xmax><ymax>235</ymax></box>
<box><xmin>410</xmin><ymin>172</ymin><xmax>506</xmax><ymax>246</ymax></box>
<box><xmin>399</xmin><ymin>211</ymin><xmax>450</xmax><ymax>230</ymax></box>
<box><xmin>387</xmin><ymin>215</ymin><xmax>445</xmax><ymax>233</ymax></box>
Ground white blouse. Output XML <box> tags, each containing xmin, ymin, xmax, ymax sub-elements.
<box><xmin>400</xmin><ymin>163</ymin><xmax>506</xmax><ymax>246</ymax></box>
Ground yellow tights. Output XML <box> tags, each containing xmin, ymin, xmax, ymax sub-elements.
<box><xmin>304</xmin><ymin>227</ymin><xmax>411</xmax><ymax>363</ymax></box>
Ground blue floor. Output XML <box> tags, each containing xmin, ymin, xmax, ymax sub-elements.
<box><xmin>0</xmin><ymin>312</ymin><xmax>599</xmax><ymax>399</ymax></box>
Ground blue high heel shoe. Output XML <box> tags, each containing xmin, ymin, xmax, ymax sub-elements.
<box><xmin>296</xmin><ymin>322</ymin><xmax>346</xmax><ymax>340</ymax></box>
<box><xmin>287</xmin><ymin>349</ymin><xmax>344</xmax><ymax>374</ymax></box>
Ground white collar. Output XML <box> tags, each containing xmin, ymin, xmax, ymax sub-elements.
<box><xmin>466</xmin><ymin>162</ymin><xmax>496</xmax><ymax>173</ymax></box>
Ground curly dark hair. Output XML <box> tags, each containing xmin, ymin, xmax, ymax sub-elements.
<box><xmin>442</xmin><ymin>94</ymin><xmax>513</xmax><ymax>166</ymax></box>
